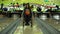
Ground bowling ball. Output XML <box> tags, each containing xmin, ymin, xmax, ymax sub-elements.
<box><xmin>25</xmin><ymin>9</ymin><xmax>30</xmax><ymax>15</ymax></box>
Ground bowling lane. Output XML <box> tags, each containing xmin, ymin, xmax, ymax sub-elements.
<box><xmin>14</xmin><ymin>17</ymin><xmax>43</xmax><ymax>34</ymax></box>
<box><xmin>41</xmin><ymin>18</ymin><xmax>60</xmax><ymax>31</ymax></box>
<box><xmin>0</xmin><ymin>14</ymin><xmax>19</xmax><ymax>32</ymax></box>
<box><xmin>0</xmin><ymin>15</ymin><xmax>8</xmax><ymax>22</ymax></box>
<box><xmin>35</xmin><ymin>17</ymin><xmax>60</xmax><ymax>34</ymax></box>
<box><xmin>39</xmin><ymin>14</ymin><xmax>60</xmax><ymax>31</ymax></box>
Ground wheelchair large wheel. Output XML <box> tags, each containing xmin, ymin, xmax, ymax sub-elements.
<box><xmin>23</xmin><ymin>20</ymin><xmax>25</xmax><ymax>28</ymax></box>
<box><xmin>30</xmin><ymin>19</ymin><xmax>33</xmax><ymax>27</ymax></box>
<box><xmin>23</xmin><ymin>18</ymin><xmax>33</xmax><ymax>28</ymax></box>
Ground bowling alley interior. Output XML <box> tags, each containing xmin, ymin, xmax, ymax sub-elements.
<box><xmin>0</xmin><ymin>0</ymin><xmax>60</xmax><ymax>34</ymax></box>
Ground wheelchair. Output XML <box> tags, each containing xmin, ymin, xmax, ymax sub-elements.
<box><xmin>22</xmin><ymin>9</ymin><xmax>33</xmax><ymax>28</ymax></box>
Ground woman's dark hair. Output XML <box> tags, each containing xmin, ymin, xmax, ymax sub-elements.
<box><xmin>16</xmin><ymin>2</ymin><xmax>18</xmax><ymax>4</ymax></box>
<box><xmin>11</xmin><ymin>3</ymin><xmax>12</xmax><ymax>4</ymax></box>
<box><xmin>23</xmin><ymin>3</ymin><xmax>26</xmax><ymax>6</ymax></box>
